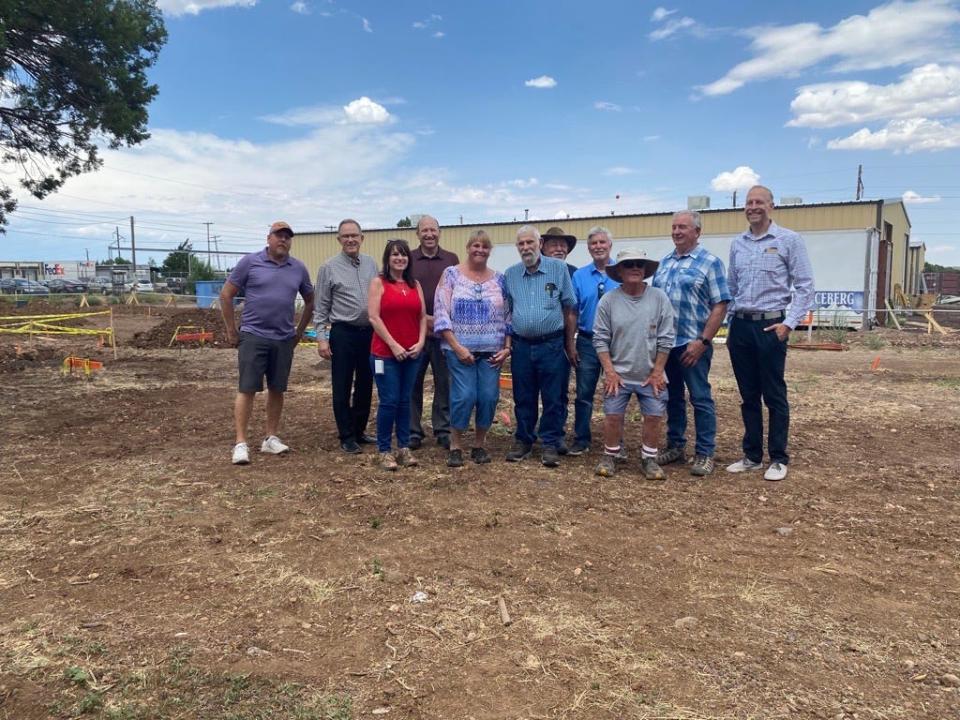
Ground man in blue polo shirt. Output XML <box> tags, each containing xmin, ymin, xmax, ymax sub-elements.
<box><xmin>569</xmin><ymin>225</ymin><xmax>620</xmax><ymax>456</ymax></box>
<box><xmin>221</xmin><ymin>221</ymin><xmax>315</xmax><ymax>465</ymax></box>
<box><xmin>652</xmin><ymin>211</ymin><xmax>731</xmax><ymax>477</ymax></box>
<box><xmin>503</xmin><ymin>225</ymin><xmax>577</xmax><ymax>467</ymax></box>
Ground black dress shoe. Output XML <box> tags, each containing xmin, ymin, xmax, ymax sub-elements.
<box><xmin>340</xmin><ymin>439</ymin><xmax>362</xmax><ymax>454</ymax></box>
<box><xmin>437</xmin><ymin>435</ymin><xmax>450</xmax><ymax>450</ymax></box>
<box><xmin>408</xmin><ymin>436</ymin><xmax>422</xmax><ymax>450</ymax></box>
<box><xmin>357</xmin><ymin>433</ymin><xmax>376</xmax><ymax>444</ymax></box>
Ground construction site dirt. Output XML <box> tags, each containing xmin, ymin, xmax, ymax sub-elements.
<box><xmin>1</xmin><ymin>304</ymin><xmax>958</xmax><ymax>720</ymax></box>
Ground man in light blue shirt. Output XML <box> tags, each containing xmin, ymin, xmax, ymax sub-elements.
<box><xmin>569</xmin><ymin>226</ymin><xmax>620</xmax><ymax>455</ymax></box>
<box><xmin>502</xmin><ymin>225</ymin><xmax>577</xmax><ymax>467</ymax></box>
<box><xmin>726</xmin><ymin>186</ymin><xmax>815</xmax><ymax>482</ymax></box>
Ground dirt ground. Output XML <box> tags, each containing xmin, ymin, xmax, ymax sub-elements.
<box><xmin>1</xmin><ymin>305</ymin><xmax>958</xmax><ymax>720</ymax></box>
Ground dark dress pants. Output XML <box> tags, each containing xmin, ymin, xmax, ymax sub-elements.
<box><xmin>330</xmin><ymin>322</ymin><xmax>373</xmax><ymax>442</ymax></box>
<box><xmin>727</xmin><ymin>317</ymin><xmax>789</xmax><ymax>465</ymax></box>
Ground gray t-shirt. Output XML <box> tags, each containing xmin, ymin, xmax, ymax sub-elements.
<box><xmin>592</xmin><ymin>286</ymin><xmax>675</xmax><ymax>383</ymax></box>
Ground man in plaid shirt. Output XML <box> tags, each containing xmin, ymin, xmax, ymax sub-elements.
<box><xmin>652</xmin><ymin>210</ymin><xmax>731</xmax><ymax>476</ymax></box>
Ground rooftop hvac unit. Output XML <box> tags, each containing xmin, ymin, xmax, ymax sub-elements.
<box><xmin>780</xmin><ymin>196</ymin><xmax>803</xmax><ymax>205</ymax></box>
<box><xmin>687</xmin><ymin>195</ymin><xmax>710</xmax><ymax>210</ymax></box>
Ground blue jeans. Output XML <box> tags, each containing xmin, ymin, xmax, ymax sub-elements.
<box><xmin>726</xmin><ymin>317</ymin><xmax>789</xmax><ymax>464</ymax></box>
<box><xmin>371</xmin><ymin>354</ymin><xmax>420</xmax><ymax>453</ymax></box>
<box><xmin>665</xmin><ymin>343</ymin><xmax>717</xmax><ymax>457</ymax></box>
<box><xmin>511</xmin><ymin>335</ymin><xmax>568</xmax><ymax>448</ymax></box>
<box><xmin>573</xmin><ymin>333</ymin><xmax>602</xmax><ymax>446</ymax></box>
<box><xmin>443</xmin><ymin>350</ymin><xmax>501</xmax><ymax>431</ymax></box>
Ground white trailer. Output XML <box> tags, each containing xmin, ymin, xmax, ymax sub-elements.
<box><xmin>489</xmin><ymin>228</ymin><xmax>880</xmax><ymax>329</ymax></box>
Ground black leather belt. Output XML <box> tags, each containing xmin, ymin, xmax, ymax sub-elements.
<box><xmin>512</xmin><ymin>329</ymin><xmax>564</xmax><ymax>344</ymax></box>
<box><xmin>734</xmin><ymin>310</ymin><xmax>785</xmax><ymax>321</ymax></box>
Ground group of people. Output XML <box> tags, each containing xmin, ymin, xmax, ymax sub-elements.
<box><xmin>220</xmin><ymin>185</ymin><xmax>815</xmax><ymax>482</ymax></box>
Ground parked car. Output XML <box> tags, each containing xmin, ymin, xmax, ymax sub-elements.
<box><xmin>124</xmin><ymin>278</ymin><xmax>155</xmax><ymax>293</ymax></box>
<box><xmin>1</xmin><ymin>278</ymin><xmax>49</xmax><ymax>295</ymax></box>
<box><xmin>46</xmin><ymin>278</ymin><xmax>89</xmax><ymax>293</ymax></box>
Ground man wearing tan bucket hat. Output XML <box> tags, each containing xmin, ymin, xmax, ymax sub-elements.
<box><xmin>592</xmin><ymin>248</ymin><xmax>675</xmax><ymax>480</ymax></box>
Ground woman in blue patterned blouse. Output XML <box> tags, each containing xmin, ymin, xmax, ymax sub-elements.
<box><xmin>433</xmin><ymin>230</ymin><xmax>512</xmax><ymax>467</ymax></box>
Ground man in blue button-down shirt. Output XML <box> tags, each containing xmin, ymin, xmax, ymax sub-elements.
<box><xmin>503</xmin><ymin>225</ymin><xmax>577</xmax><ymax>468</ymax></box>
<box><xmin>726</xmin><ymin>186</ymin><xmax>815</xmax><ymax>482</ymax></box>
<box><xmin>652</xmin><ymin>211</ymin><xmax>731</xmax><ymax>477</ymax></box>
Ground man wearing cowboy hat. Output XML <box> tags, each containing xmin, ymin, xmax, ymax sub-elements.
<box><xmin>539</xmin><ymin>225</ymin><xmax>578</xmax><ymax>454</ymax></box>
<box><xmin>592</xmin><ymin>248</ymin><xmax>674</xmax><ymax>480</ymax></box>
<box><xmin>540</xmin><ymin>226</ymin><xmax>578</xmax><ymax>278</ymax></box>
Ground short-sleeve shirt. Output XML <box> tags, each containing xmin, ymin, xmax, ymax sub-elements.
<box><xmin>503</xmin><ymin>256</ymin><xmax>576</xmax><ymax>338</ymax></box>
<box><xmin>433</xmin><ymin>266</ymin><xmax>511</xmax><ymax>353</ymax></box>
<box><xmin>227</xmin><ymin>249</ymin><xmax>313</xmax><ymax>341</ymax></box>
<box><xmin>572</xmin><ymin>262</ymin><xmax>620</xmax><ymax>333</ymax></box>
<box><xmin>652</xmin><ymin>245</ymin><xmax>731</xmax><ymax>347</ymax></box>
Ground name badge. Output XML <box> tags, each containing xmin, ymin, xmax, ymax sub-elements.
<box><xmin>374</xmin><ymin>358</ymin><xmax>385</xmax><ymax>375</ymax></box>
<box><xmin>765</xmin><ymin>246</ymin><xmax>779</xmax><ymax>253</ymax></box>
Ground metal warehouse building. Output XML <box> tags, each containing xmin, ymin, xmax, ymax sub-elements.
<box><xmin>291</xmin><ymin>199</ymin><xmax>919</xmax><ymax>327</ymax></box>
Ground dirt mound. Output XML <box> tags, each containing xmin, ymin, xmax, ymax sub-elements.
<box><xmin>131</xmin><ymin>308</ymin><xmax>229</xmax><ymax>348</ymax></box>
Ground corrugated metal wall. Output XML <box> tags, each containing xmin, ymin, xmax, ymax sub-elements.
<box><xmin>291</xmin><ymin>202</ymin><xmax>885</xmax><ymax>279</ymax></box>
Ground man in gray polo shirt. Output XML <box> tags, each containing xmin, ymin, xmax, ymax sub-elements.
<box><xmin>221</xmin><ymin>221</ymin><xmax>315</xmax><ymax>465</ymax></box>
<box><xmin>314</xmin><ymin>219</ymin><xmax>379</xmax><ymax>454</ymax></box>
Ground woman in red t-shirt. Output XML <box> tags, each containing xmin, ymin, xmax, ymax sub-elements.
<box><xmin>368</xmin><ymin>239</ymin><xmax>427</xmax><ymax>470</ymax></box>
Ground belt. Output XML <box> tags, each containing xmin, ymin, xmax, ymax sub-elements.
<box><xmin>512</xmin><ymin>329</ymin><xmax>564</xmax><ymax>344</ymax></box>
<box><xmin>734</xmin><ymin>310</ymin><xmax>785</xmax><ymax>321</ymax></box>
<box><xmin>578</xmin><ymin>330</ymin><xmax>594</xmax><ymax>339</ymax></box>
<box><xmin>332</xmin><ymin>321</ymin><xmax>372</xmax><ymax>331</ymax></box>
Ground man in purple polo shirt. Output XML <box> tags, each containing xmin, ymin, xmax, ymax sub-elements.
<box><xmin>221</xmin><ymin>221</ymin><xmax>315</xmax><ymax>465</ymax></box>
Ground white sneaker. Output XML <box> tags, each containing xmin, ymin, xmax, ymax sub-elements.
<box><xmin>232</xmin><ymin>442</ymin><xmax>250</xmax><ymax>465</ymax></box>
<box><xmin>726</xmin><ymin>458</ymin><xmax>763</xmax><ymax>473</ymax></box>
<box><xmin>764</xmin><ymin>462</ymin><xmax>788</xmax><ymax>481</ymax></box>
<box><xmin>260</xmin><ymin>435</ymin><xmax>290</xmax><ymax>454</ymax></box>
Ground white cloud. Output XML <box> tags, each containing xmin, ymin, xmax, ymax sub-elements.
<box><xmin>413</xmin><ymin>14</ymin><xmax>442</xmax><ymax>29</ymax></box>
<box><xmin>158</xmin><ymin>0</ymin><xmax>256</xmax><ymax>16</ymax></box>
<box><xmin>433</xmin><ymin>31</ymin><xmax>445</xmax><ymax>38</ymax></box>
<box><xmin>710</xmin><ymin>165</ymin><xmax>760</xmax><ymax>191</ymax></box>
<box><xmin>525</xmin><ymin>75</ymin><xmax>557</xmax><ymax>89</ymax></box>
<box><xmin>605</xmin><ymin>166</ymin><xmax>636</xmax><ymax>176</ymax></box>
<box><xmin>343</xmin><ymin>97</ymin><xmax>390</xmax><ymax>124</ymax></box>
<box><xmin>361</xmin><ymin>17</ymin><xmax>372</xmax><ymax>32</ymax></box>
<box><xmin>902</xmin><ymin>190</ymin><xmax>942</xmax><ymax>203</ymax></box>
<box><xmin>827</xmin><ymin>118</ymin><xmax>960</xmax><ymax>152</ymax></box>
<box><xmin>651</xmin><ymin>7</ymin><xmax>677</xmax><ymax>22</ymax></box>
<box><xmin>649</xmin><ymin>16</ymin><xmax>696</xmax><ymax>40</ymax></box>
<box><xmin>594</xmin><ymin>101</ymin><xmax>622</xmax><ymax>112</ymax></box>
<box><xmin>290</xmin><ymin>1</ymin><xmax>309</xmax><ymax>14</ymax></box>
<box><xmin>507</xmin><ymin>178</ymin><xmax>539</xmax><ymax>189</ymax></box>
<box><xmin>789</xmin><ymin>64</ymin><xmax>960</xmax><ymax>128</ymax></box>
<box><xmin>554</xmin><ymin>211</ymin><xmax>570</xmax><ymax>219</ymax></box>
<box><xmin>643</xmin><ymin>135</ymin><xmax>661</xmax><ymax>142</ymax></box>
<box><xmin>261</xmin><ymin>97</ymin><xmax>393</xmax><ymax>127</ymax></box>
<box><xmin>699</xmin><ymin>0</ymin><xmax>960</xmax><ymax>96</ymax></box>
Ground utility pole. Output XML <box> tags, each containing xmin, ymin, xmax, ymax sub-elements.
<box><xmin>524</xmin><ymin>208</ymin><xmax>529</xmax><ymax>221</ymax></box>
<box><xmin>732</xmin><ymin>189</ymin><xmax>738</xmax><ymax>207</ymax></box>
<box><xmin>203</xmin><ymin>221</ymin><xmax>214</xmax><ymax>262</ymax></box>
<box><xmin>855</xmin><ymin>164</ymin><xmax>864</xmax><ymax>200</ymax></box>
<box><xmin>212</xmin><ymin>235</ymin><xmax>222</xmax><ymax>270</ymax></box>
<box><xmin>129</xmin><ymin>216</ymin><xmax>137</xmax><ymax>275</ymax></box>
<box><xmin>114</xmin><ymin>227</ymin><xmax>123</xmax><ymax>260</ymax></box>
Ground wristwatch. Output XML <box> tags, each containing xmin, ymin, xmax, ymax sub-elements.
<box><xmin>697</xmin><ymin>335</ymin><xmax>711</xmax><ymax>346</ymax></box>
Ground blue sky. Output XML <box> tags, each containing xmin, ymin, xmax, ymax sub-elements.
<box><xmin>5</xmin><ymin>0</ymin><xmax>960</xmax><ymax>267</ymax></box>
